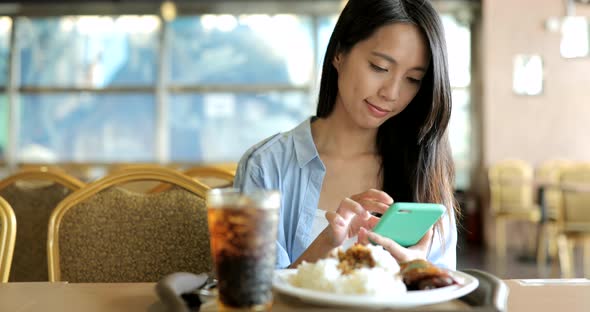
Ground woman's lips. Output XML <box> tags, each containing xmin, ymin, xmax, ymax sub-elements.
<box><xmin>365</xmin><ymin>100</ymin><xmax>391</xmax><ymax>118</ymax></box>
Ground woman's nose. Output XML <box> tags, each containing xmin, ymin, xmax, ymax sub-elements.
<box><xmin>378</xmin><ymin>78</ymin><xmax>401</xmax><ymax>102</ymax></box>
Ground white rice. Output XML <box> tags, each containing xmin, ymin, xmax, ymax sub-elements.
<box><xmin>288</xmin><ymin>244</ymin><xmax>407</xmax><ymax>296</ymax></box>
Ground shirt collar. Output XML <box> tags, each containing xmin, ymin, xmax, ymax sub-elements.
<box><xmin>292</xmin><ymin>117</ymin><xmax>320</xmax><ymax>168</ymax></box>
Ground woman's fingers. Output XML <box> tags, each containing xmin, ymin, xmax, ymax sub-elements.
<box><xmin>357</xmin><ymin>227</ymin><xmax>370</xmax><ymax>245</ymax></box>
<box><xmin>326</xmin><ymin>198</ymin><xmax>370</xmax><ymax>243</ymax></box>
<box><xmin>366</xmin><ymin>231</ymin><xmax>403</xmax><ymax>256</ymax></box>
<box><xmin>411</xmin><ymin>227</ymin><xmax>434</xmax><ymax>252</ymax></box>
<box><xmin>325</xmin><ymin>211</ymin><xmax>347</xmax><ymax>246</ymax></box>
<box><xmin>351</xmin><ymin>189</ymin><xmax>394</xmax><ymax>206</ymax></box>
<box><xmin>334</xmin><ymin>189</ymin><xmax>394</xmax><ymax>218</ymax></box>
<box><xmin>355</xmin><ymin>199</ymin><xmax>390</xmax><ymax>215</ymax></box>
<box><xmin>366</xmin><ymin>215</ymin><xmax>380</xmax><ymax>229</ymax></box>
<box><xmin>366</xmin><ymin>231</ymin><xmax>416</xmax><ymax>263</ymax></box>
<box><xmin>324</xmin><ymin>190</ymin><xmax>395</xmax><ymax>248</ymax></box>
<box><xmin>326</xmin><ymin>198</ymin><xmax>378</xmax><ymax>246</ymax></box>
<box><xmin>337</xmin><ymin>197</ymin><xmax>371</xmax><ymax>220</ymax></box>
<box><xmin>325</xmin><ymin>211</ymin><xmax>345</xmax><ymax>227</ymax></box>
<box><xmin>366</xmin><ymin>229</ymin><xmax>433</xmax><ymax>263</ymax></box>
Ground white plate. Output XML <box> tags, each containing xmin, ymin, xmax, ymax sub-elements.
<box><xmin>272</xmin><ymin>269</ymin><xmax>479</xmax><ymax>309</ymax></box>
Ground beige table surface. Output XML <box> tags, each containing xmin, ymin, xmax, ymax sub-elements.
<box><xmin>0</xmin><ymin>279</ymin><xmax>589</xmax><ymax>312</ymax></box>
<box><xmin>503</xmin><ymin>279</ymin><xmax>590</xmax><ymax>312</ymax></box>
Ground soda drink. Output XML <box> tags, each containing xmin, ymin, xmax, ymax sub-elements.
<box><xmin>207</xmin><ymin>189</ymin><xmax>279</xmax><ymax>311</ymax></box>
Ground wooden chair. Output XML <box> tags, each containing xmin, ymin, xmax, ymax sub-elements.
<box><xmin>183</xmin><ymin>166</ymin><xmax>235</xmax><ymax>187</ymax></box>
<box><xmin>555</xmin><ymin>163</ymin><xmax>590</xmax><ymax>278</ymax></box>
<box><xmin>0</xmin><ymin>196</ymin><xmax>16</xmax><ymax>283</ymax></box>
<box><xmin>535</xmin><ymin>160</ymin><xmax>573</xmax><ymax>275</ymax></box>
<box><xmin>47</xmin><ymin>167</ymin><xmax>211</xmax><ymax>282</ymax></box>
<box><xmin>150</xmin><ymin>166</ymin><xmax>235</xmax><ymax>193</ymax></box>
<box><xmin>0</xmin><ymin>167</ymin><xmax>85</xmax><ymax>281</ymax></box>
<box><xmin>488</xmin><ymin>159</ymin><xmax>541</xmax><ymax>267</ymax></box>
<box><xmin>108</xmin><ymin>164</ymin><xmax>182</xmax><ymax>193</ymax></box>
<box><xmin>209</xmin><ymin>162</ymin><xmax>237</xmax><ymax>176</ymax></box>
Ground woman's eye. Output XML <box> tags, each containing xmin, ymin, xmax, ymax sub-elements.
<box><xmin>369</xmin><ymin>63</ymin><xmax>388</xmax><ymax>73</ymax></box>
<box><xmin>408</xmin><ymin>77</ymin><xmax>422</xmax><ymax>84</ymax></box>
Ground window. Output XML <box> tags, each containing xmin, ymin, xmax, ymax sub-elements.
<box><xmin>560</xmin><ymin>16</ymin><xmax>590</xmax><ymax>58</ymax></box>
<box><xmin>11</xmin><ymin>13</ymin><xmax>320</xmax><ymax>164</ymax></box>
<box><xmin>1</xmin><ymin>3</ymin><xmax>475</xmax><ymax>191</ymax></box>
<box><xmin>168</xmin><ymin>15</ymin><xmax>313</xmax><ymax>86</ymax></box>
<box><xmin>0</xmin><ymin>95</ymin><xmax>7</xmax><ymax>161</ymax></box>
<box><xmin>169</xmin><ymin>92</ymin><xmax>311</xmax><ymax>162</ymax></box>
<box><xmin>0</xmin><ymin>17</ymin><xmax>9</xmax><ymax>161</ymax></box>
<box><xmin>18</xmin><ymin>16</ymin><xmax>159</xmax><ymax>87</ymax></box>
<box><xmin>16</xmin><ymin>16</ymin><xmax>159</xmax><ymax>162</ymax></box>
<box><xmin>19</xmin><ymin>94</ymin><xmax>156</xmax><ymax>162</ymax></box>
<box><xmin>512</xmin><ymin>54</ymin><xmax>543</xmax><ymax>96</ymax></box>
<box><xmin>442</xmin><ymin>14</ymin><xmax>473</xmax><ymax>190</ymax></box>
<box><xmin>317</xmin><ymin>16</ymin><xmax>338</xmax><ymax>69</ymax></box>
<box><xmin>166</xmin><ymin>14</ymin><xmax>316</xmax><ymax>161</ymax></box>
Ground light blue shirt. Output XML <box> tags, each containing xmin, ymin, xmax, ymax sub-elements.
<box><xmin>234</xmin><ymin>117</ymin><xmax>457</xmax><ymax>270</ymax></box>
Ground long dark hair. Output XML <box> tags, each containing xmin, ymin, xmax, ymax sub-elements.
<box><xmin>317</xmin><ymin>0</ymin><xmax>458</xmax><ymax>242</ymax></box>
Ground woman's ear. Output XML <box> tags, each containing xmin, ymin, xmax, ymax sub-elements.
<box><xmin>332</xmin><ymin>52</ymin><xmax>343</xmax><ymax>72</ymax></box>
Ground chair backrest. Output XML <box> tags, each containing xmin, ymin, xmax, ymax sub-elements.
<box><xmin>0</xmin><ymin>196</ymin><xmax>16</xmax><ymax>283</ymax></box>
<box><xmin>536</xmin><ymin>160</ymin><xmax>573</xmax><ymax>220</ymax></box>
<box><xmin>0</xmin><ymin>167</ymin><xmax>85</xmax><ymax>281</ymax></box>
<box><xmin>150</xmin><ymin>166</ymin><xmax>235</xmax><ymax>193</ymax></box>
<box><xmin>108</xmin><ymin>164</ymin><xmax>182</xmax><ymax>193</ymax></box>
<box><xmin>560</xmin><ymin>163</ymin><xmax>590</xmax><ymax>231</ymax></box>
<box><xmin>488</xmin><ymin>159</ymin><xmax>535</xmax><ymax>213</ymax></box>
<box><xmin>47</xmin><ymin>167</ymin><xmax>211</xmax><ymax>282</ymax></box>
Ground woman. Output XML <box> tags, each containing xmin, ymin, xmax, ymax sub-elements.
<box><xmin>234</xmin><ymin>0</ymin><xmax>458</xmax><ymax>270</ymax></box>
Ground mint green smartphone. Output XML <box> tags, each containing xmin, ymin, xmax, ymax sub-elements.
<box><xmin>372</xmin><ymin>202</ymin><xmax>445</xmax><ymax>247</ymax></box>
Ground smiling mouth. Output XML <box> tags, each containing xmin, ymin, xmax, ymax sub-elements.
<box><xmin>365</xmin><ymin>100</ymin><xmax>391</xmax><ymax>113</ymax></box>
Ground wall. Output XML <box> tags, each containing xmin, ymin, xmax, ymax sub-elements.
<box><xmin>480</xmin><ymin>0</ymin><xmax>590</xmax><ymax>249</ymax></box>
<box><xmin>483</xmin><ymin>0</ymin><xmax>590</xmax><ymax>166</ymax></box>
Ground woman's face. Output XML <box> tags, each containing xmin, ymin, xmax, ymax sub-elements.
<box><xmin>332</xmin><ymin>22</ymin><xmax>430</xmax><ymax>129</ymax></box>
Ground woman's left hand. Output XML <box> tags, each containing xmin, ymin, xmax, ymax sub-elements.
<box><xmin>357</xmin><ymin>227</ymin><xmax>433</xmax><ymax>263</ymax></box>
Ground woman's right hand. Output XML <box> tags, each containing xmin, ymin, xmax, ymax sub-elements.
<box><xmin>324</xmin><ymin>189</ymin><xmax>393</xmax><ymax>247</ymax></box>
<box><xmin>288</xmin><ymin>189</ymin><xmax>393</xmax><ymax>268</ymax></box>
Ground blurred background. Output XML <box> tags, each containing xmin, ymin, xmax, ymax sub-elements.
<box><xmin>0</xmin><ymin>0</ymin><xmax>589</xmax><ymax>278</ymax></box>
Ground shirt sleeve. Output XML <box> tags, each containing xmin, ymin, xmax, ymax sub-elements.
<box><xmin>233</xmin><ymin>154</ymin><xmax>291</xmax><ymax>269</ymax></box>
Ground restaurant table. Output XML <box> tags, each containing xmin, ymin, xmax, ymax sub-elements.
<box><xmin>1</xmin><ymin>279</ymin><xmax>589</xmax><ymax>312</ymax></box>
